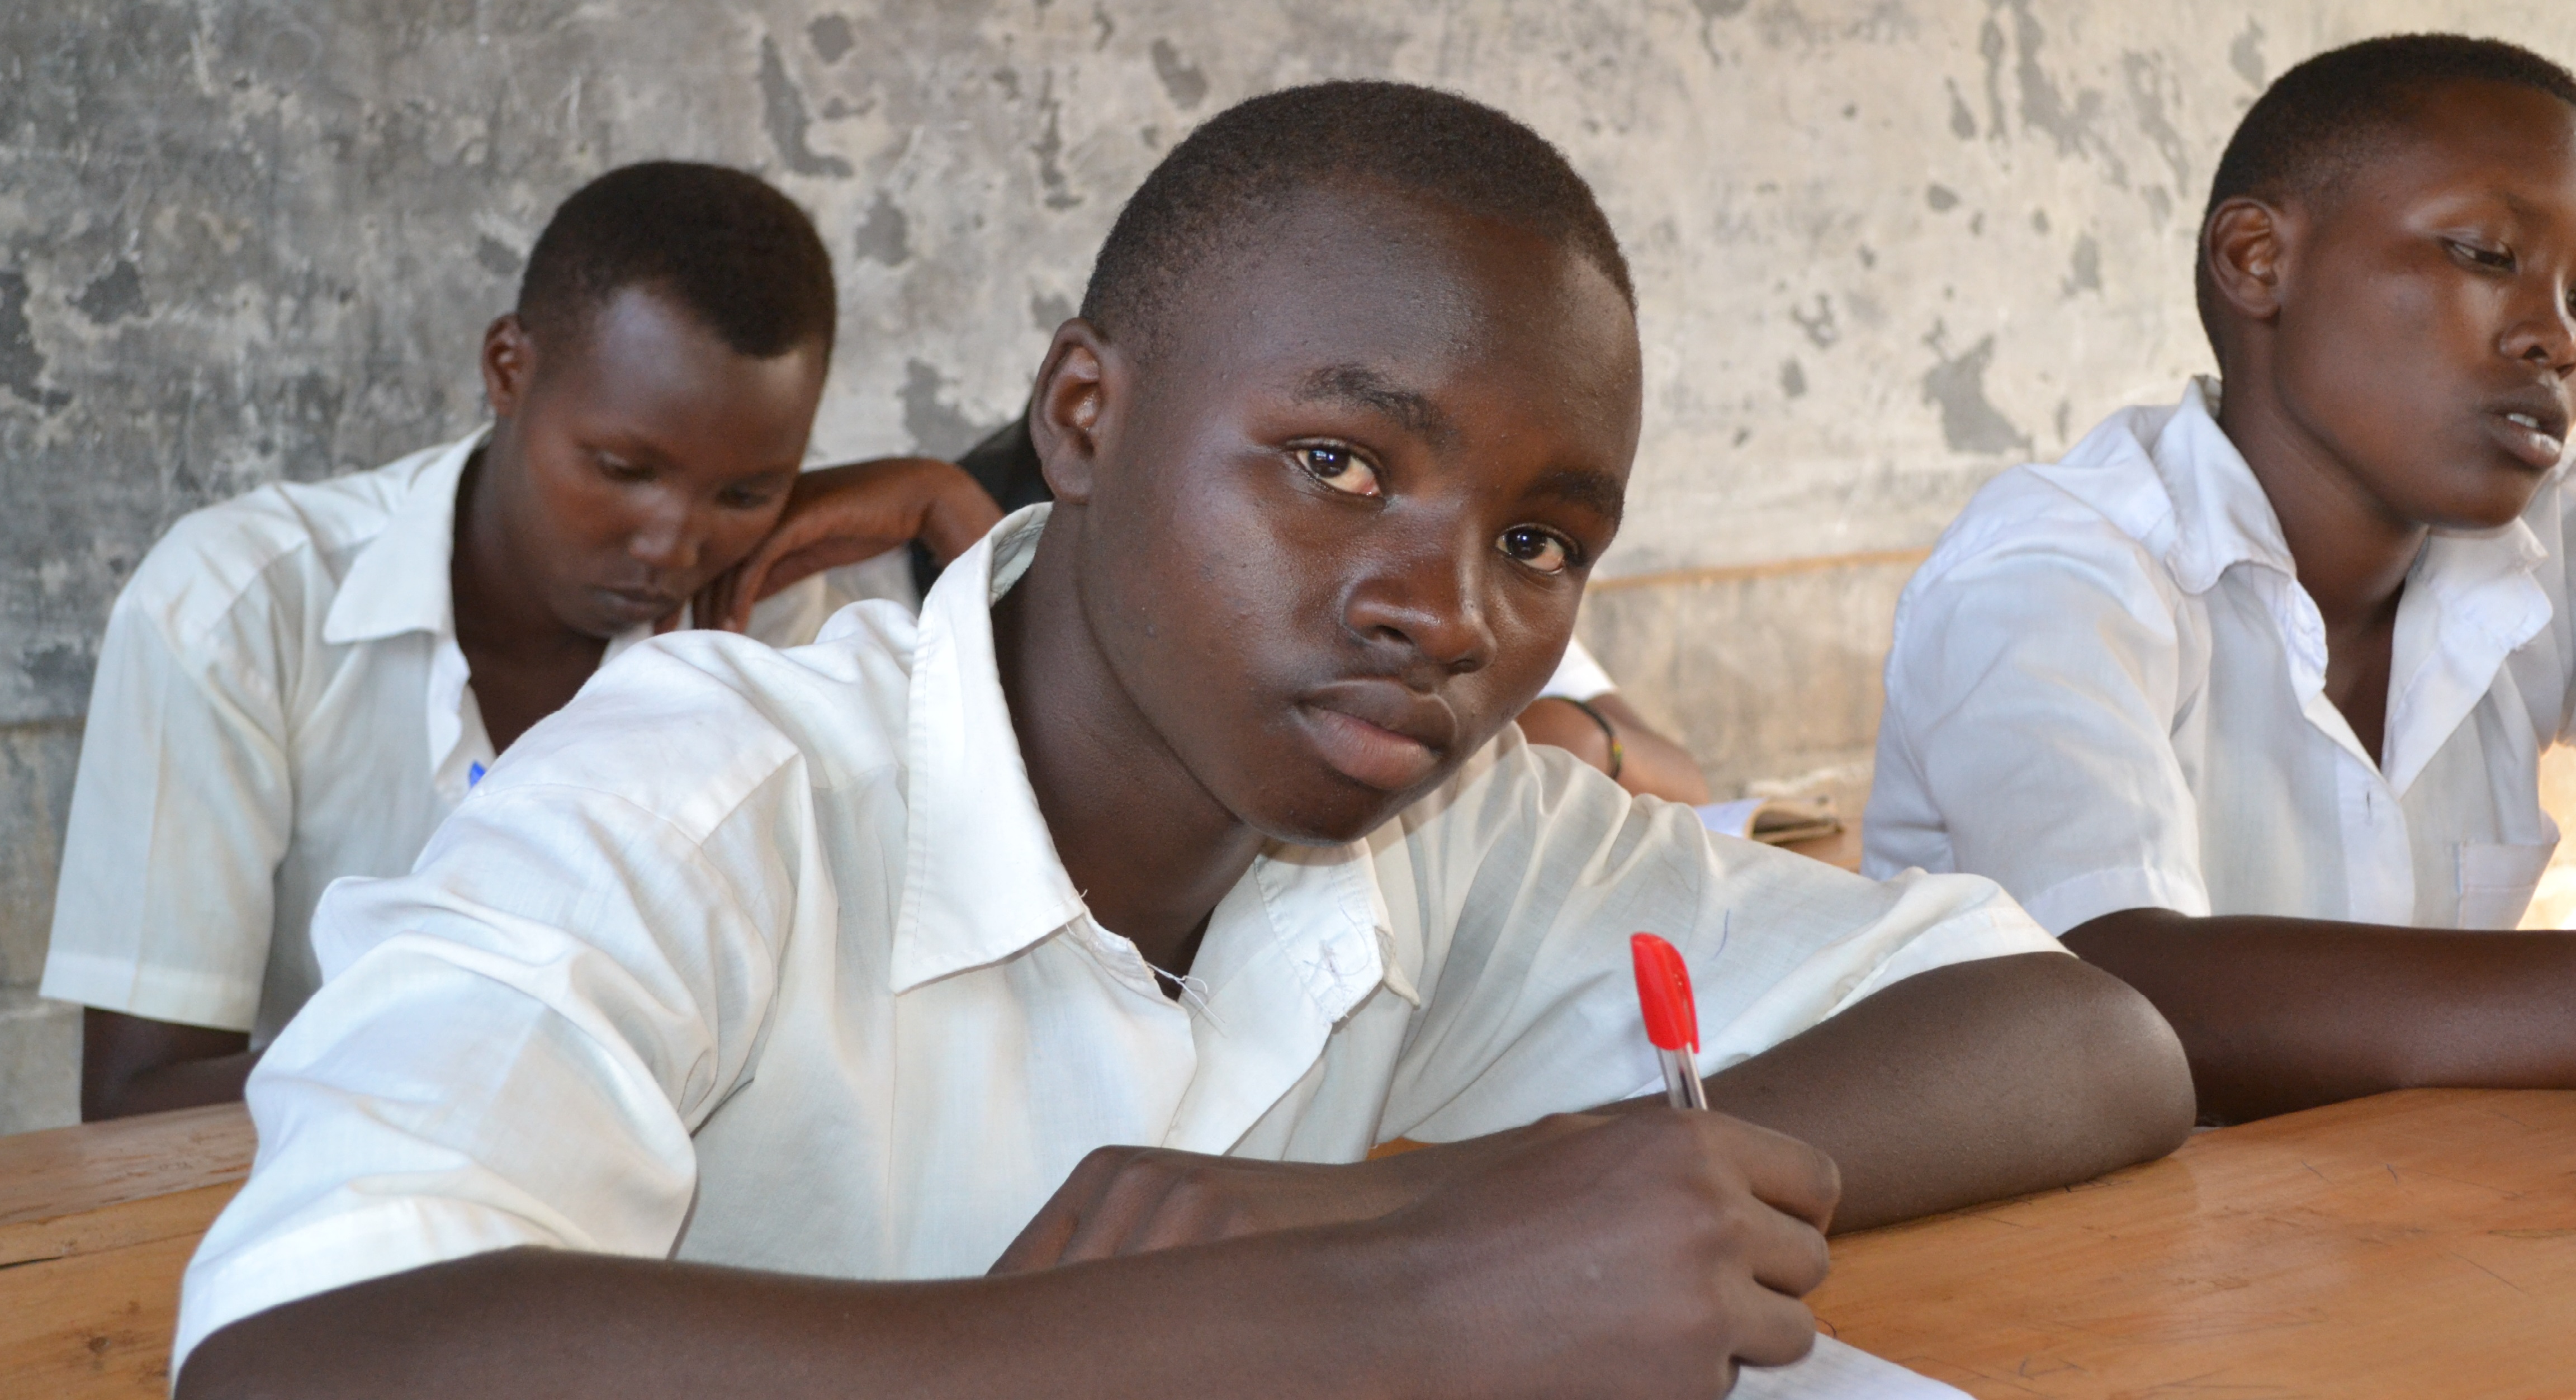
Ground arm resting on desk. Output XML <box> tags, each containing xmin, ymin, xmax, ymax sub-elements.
<box><xmin>82</xmin><ymin>1008</ymin><xmax>260</xmax><ymax>1122</ymax></box>
<box><xmin>179</xmin><ymin>1112</ymin><xmax>1840</xmax><ymax>1400</ymax></box>
<box><xmin>993</xmin><ymin>952</ymin><xmax>2193</xmax><ymax>1267</ymax></box>
<box><xmin>2064</xmin><ymin>907</ymin><xmax>2576</xmax><ymax>1124</ymax></box>
<box><xmin>1692</xmin><ymin>952</ymin><xmax>2194</xmax><ymax>1231</ymax></box>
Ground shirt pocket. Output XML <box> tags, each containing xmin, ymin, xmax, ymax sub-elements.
<box><xmin>2455</xmin><ymin>840</ymin><xmax>2559</xmax><ymax>929</ymax></box>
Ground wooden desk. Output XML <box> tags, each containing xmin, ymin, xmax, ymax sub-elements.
<box><xmin>0</xmin><ymin>1104</ymin><xmax>255</xmax><ymax>1398</ymax></box>
<box><xmin>1815</xmin><ymin>1089</ymin><xmax>2576</xmax><ymax>1399</ymax></box>
<box><xmin>10</xmin><ymin>1092</ymin><xmax>2572</xmax><ymax>1397</ymax></box>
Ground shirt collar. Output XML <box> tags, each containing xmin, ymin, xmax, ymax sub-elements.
<box><xmin>320</xmin><ymin>427</ymin><xmax>488</xmax><ymax>645</ymax></box>
<box><xmin>2148</xmin><ymin>379</ymin><xmax>2552</xmax><ymax>792</ymax></box>
<box><xmin>2151</xmin><ymin>377</ymin><xmax>2302</xmax><ymax>595</ymax></box>
<box><xmin>889</xmin><ymin>505</ymin><xmax>1084</xmax><ymax>992</ymax></box>
<box><xmin>886</xmin><ymin>503</ymin><xmax>1408</xmax><ymax>1024</ymax></box>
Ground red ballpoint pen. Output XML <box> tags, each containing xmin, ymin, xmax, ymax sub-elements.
<box><xmin>1631</xmin><ymin>932</ymin><xmax>1708</xmax><ymax>1110</ymax></box>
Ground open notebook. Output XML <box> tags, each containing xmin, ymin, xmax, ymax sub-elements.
<box><xmin>1732</xmin><ymin>1335</ymin><xmax>1967</xmax><ymax>1398</ymax></box>
<box><xmin>1694</xmin><ymin>794</ymin><xmax>1843</xmax><ymax>846</ymax></box>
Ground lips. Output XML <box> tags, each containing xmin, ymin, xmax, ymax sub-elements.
<box><xmin>1298</xmin><ymin>679</ymin><xmax>1459</xmax><ymax>792</ymax></box>
<box><xmin>2489</xmin><ymin>385</ymin><xmax>2572</xmax><ymax>472</ymax></box>
<box><xmin>595</xmin><ymin>585</ymin><xmax>684</xmax><ymax>625</ymax></box>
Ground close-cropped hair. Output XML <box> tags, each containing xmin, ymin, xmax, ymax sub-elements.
<box><xmin>2196</xmin><ymin>33</ymin><xmax>2576</xmax><ymax>346</ymax></box>
<box><xmin>1080</xmin><ymin>80</ymin><xmax>1633</xmax><ymax>359</ymax></box>
<box><xmin>516</xmin><ymin>160</ymin><xmax>837</xmax><ymax>362</ymax></box>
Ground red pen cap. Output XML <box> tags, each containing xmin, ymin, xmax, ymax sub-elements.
<box><xmin>1630</xmin><ymin>933</ymin><xmax>1700</xmax><ymax>1053</ymax></box>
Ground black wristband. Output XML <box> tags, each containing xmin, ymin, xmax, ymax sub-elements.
<box><xmin>1558</xmin><ymin>696</ymin><xmax>1624</xmax><ymax>781</ymax></box>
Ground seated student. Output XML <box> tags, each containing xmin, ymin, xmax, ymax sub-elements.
<box><xmin>1866</xmin><ymin>35</ymin><xmax>2576</xmax><ymax>1124</ymax></box>
<box><xmin>175</xmin><ymin>83</ymin><xmax>2190</xmax><ymax>1399</ymax></box>
<box><xmin>951</xmin><ymin>414</ymin><xmax>1711</xmax><ymax>801</ymax></box>
<box><xmin>39</xmin><ymin>162</ymin><xmax>1001</xmax><ymax>1121</ymax></box>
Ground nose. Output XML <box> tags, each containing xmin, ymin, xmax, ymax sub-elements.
<box><xmin>627</xmin><ymin>495</ymin><xmax>708</xmax><ymax>575</ymax></box>
<box><xmin>1342</xmin><ymin>524</ymin><xmax>1498</xmax><ymax>680</ymax></box>
<box><xmin>2504</xmin><ymin>280</ymin><xmax>2576</xmax><ymax>376</ymax></box>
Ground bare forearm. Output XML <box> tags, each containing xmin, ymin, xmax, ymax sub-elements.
<box><xmin>2064</xmin><ymin>908</ymin><xmax>2576</xmax><ymax>1123</ymax></box>
<box><xmin>92</xmin><ymin>1049</ymin><xmax>261</xmax><ymax>1119</ymax></box>
<box><xmin>1514</xmin><ymin>694</ymin><xmax>1711</xmax><ymax>804</ymax></box>
<box><xmin>1696</xmin><ymin>953</ymin><xmax>2194</xmax><ymax>1231</ymax></box>
<box><xmin>181</xmin><ymin>1237</ymin><xmax>1396</xmax><ymax>1400</ymax></box>
<box><xmin>82</xmin><ymin>1008</ymin><xmax>258</xmax><ymax>1122</ymax></box>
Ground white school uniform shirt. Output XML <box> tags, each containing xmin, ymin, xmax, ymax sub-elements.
<box><xmin>39</xmin><ymin>429</ymin><xmax>844</xmax><ymax>1044</ymax></box>
<box><xmin>176</xmin><ymin>504</ymin><xmax>2059</xmax><ymax>1371</ymax></box>
<box><xmin>1865</xmin><ymin>378</ymin><xmax>2576</xmax><ymax>935</ymax></box>
<box><xmin>1538</xmin><ymin>636</ymin><xmax>1616</xmax><ymax>701</ymax></box>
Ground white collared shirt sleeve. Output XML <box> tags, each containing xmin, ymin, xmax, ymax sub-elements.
<box><xmin>174</xmin><ymin>646</ymin><xmax>818</xmax><ymax>1369</ymax></box>
<box><xmin>1865</xmin><ymin>519</ymin><xmax>2211</xmax><ymax>937</ymax></box>
<box><xmin>1380</xmin><ymin>732</ymin><xmax>2062</xmax><ymax>1142</ymax></box>
<box><xmin>39</xmin><ymin>532</ymin><xmax>294</xmax><ymax>1033</ymax></box>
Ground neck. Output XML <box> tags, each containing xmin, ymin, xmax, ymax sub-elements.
<box><xmin>451</xmin><ymin>430</ymin><xmax>606</xmax><ymax>664</ymax></box>
<box><xmin>990</xmin><ymin>513</ymin><xmax>1268</xmax><ymax>978</ymax></box>
<box><xmin>2215</xmin><ymin>363</ymin><xmax>2423</xmax><ymax>632</ymax></box>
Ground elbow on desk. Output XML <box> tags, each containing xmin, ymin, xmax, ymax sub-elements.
<box><xmin>2052</xmin><ymin>954</ymin><xmax>2198</xmax><ymax>1169</ymax></box>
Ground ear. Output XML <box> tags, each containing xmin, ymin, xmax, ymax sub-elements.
<box><xmin>480</xmin><ymin>314</ymin><xmax>539</xmax><ymax>420</ymax></box>
<box><xmin>2203</xmin><ymin>197</ymin><xmax>2293</xmax><ymax>324</ymax></box>
<box><xmin>1027</xmin><ymin>319</ymin><xmax>1120</xmax><ymax>506</ymax></box>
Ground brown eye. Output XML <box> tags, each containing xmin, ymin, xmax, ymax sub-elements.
<box><xmin>2446</xmin><ymin>239</ymin><xmax>2515</xmax><ymax>272</ymax></box>
<box><xmin>596</xmin><ymin>452</ymin><xmax>651</xmax><ymax>483</ymax></box>
<box><xmin>1295</xmin><ymin>443</ymin><xmax>1382</xmax><ymax>497</ymax></box>
<box><xmin>1498</xmin><ymin>524</ymin><xmax>1575</xmax><ymax>576</ymax></box>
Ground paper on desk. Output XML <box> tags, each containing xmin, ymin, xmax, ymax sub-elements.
<box><xmin>1729</xmin><ymin>1336</ymin><xmax>1967</xmax><ymax>1399</ymax></box>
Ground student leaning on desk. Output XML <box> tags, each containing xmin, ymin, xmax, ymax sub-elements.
<box><xmin>1867</xmin><ymin>35</ymin><xmax>2576</xmax><ymax>1124</ymax></box>
<box><xmin>37</xmin><ymin>163</ymin><xmax>1001</xmax><ymax>1123</ymax></box>
<box><xmin>172</xmin><ymin>82</ymin><xmax>2193</xmax><ymax>1400</ymax></box>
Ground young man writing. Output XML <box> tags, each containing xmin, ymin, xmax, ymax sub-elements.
<box><xmin>40</xmin><ymin>162</ymin><xmax>998</xmax><ymax>1120</ymax></box>
<box><xmin>1866</xmin><ymin>35</ymin><xmax>2576</xmax><ymax>1123</ymax></box>
<box><xmin>177</xmin><ymin>84</ymin><xmax>2190</xmax><ymax>1398</ymax></box>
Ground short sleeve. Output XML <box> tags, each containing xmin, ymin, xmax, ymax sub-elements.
<box><xmin>1379</xmin><ymin>734</ymin><xmax>2061</xmax><ymax>1143</ymax></box>
<box><xmin>1536</xmin><ymin>636</ymin><xmax>1616</xmax><ymax>701</ymax></box>
<box><xmin>39</xmin><ymin>570</ymin><xmax>293</xmax><ymax>1032</ymax></box>
<box><xmin>173</xmin><ymin>677</ymin><xmax>817</xmax><ymax>1373</ymax></box>
<box><xmin>1865</xmin><ymin>528</ymin><xmax>2211</xmax><ymax>936</ymax></box>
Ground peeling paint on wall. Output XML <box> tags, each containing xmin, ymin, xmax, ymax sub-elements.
<box><xmin>4</xmin><ymin>0</ymin><xmax>2573</xmax><ymax>736</ymax></box>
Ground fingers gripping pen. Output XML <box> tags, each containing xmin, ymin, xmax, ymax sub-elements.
<box><xmin>1630</xmin><ymin>933</ymin><xmax>1708</xmax><ymax>1111</ymax></box>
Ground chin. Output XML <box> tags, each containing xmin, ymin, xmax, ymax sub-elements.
<box><xmin>1239</xmin><ymin>775</ymin><xmax>1424</xmax><ymax>849</ymax></box>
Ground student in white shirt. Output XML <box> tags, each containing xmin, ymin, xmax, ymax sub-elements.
<box><xmin>1867</xmin><ymin>36</ymin><xmax>2576</xmax><ymax>1123</ymax></box>
<box><xmin>951</xmin><ymin>412</ymin><xmax>1713</xmax><ymax>801</ymax></box>
<box><xmin>41</xmin><ymin>162</ymin><xmax>1000</xmax><ymax>1120</ymax></box>
<box><xmin>177</xmin><ymin>82</ymin><xmax>2190</xmax><ymax>1399</ymax></box>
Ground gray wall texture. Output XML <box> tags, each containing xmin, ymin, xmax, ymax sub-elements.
<box><xmin>6</xmin><ymin>0</ymin><xmax>2575</xmax><ymax>1131</ymax></box>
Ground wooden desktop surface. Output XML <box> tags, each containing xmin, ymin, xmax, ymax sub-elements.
<box><xmin>1</xmin><ymin>1103</ymin><xmax>256</xmax><ymax>1397</ymax></box>
<box><xmin>1813</xmin><ymin>1087</ymin><xmax>2576</xmax><ymax>1399</ymax></box>
<box><xmin>3</xmin><ymin>1090</ymin><xmax>2569</xmax><ymax>1397</ymax></box>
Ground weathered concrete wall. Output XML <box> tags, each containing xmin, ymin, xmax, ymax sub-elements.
<box><xmin>6</xmin><ymin>1</ymin><xmax>2575</xmax><ymax>1129</ymax></box>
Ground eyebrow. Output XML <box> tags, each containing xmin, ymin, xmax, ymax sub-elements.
<box><xmin>1294</xmin><ymin>364</ymin><xmax>1456</xmax><ymax>445</ymax></box>
<box><xmin>1530</xmin><ymin>466</ymin><xmax>1627</xmax><ymax>526</ymax></box>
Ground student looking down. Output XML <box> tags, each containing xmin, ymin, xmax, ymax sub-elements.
<box><xmin>948</xmin><ymin>413</ymin><xmax>1712</xmax><ymax>802</ymax></box>
<box><xmin>1867</xmin><ymin>35</ymin><xmax>2576</xmax><ymax>1123</ymax></box>
<box><xmin>40</xmin><ymin>162</ymin><xmax>1001</xmax><ymax>1122</ymax></box>
<box><xmin>175</xmin><ymin>83</ymin><xmax>2190</xmax><ymax>1399</ymax></box>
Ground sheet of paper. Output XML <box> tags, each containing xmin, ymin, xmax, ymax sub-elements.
<box><xmin>1729</xmin><ymin>1335</ymin><xmax>1968</xmax><ymax>1399</ymax></box>
<box><xmin>1695</xmin><ymin>797</ymin><xmax>1765</xmax><ymax>840</ymax></box>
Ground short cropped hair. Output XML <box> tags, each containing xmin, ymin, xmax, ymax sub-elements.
<box><xmin>2198</xmin><ymin>34</ymin><xmax>2576</xmax><ymax>347</ymax></box>
<box><xmin>1081</xmin><ymin>81</ymin><xmax>1633</xmax><ymax>358</ymax></box>
<box><xmin>517</xmin><ymin>161</ymin><xmax>836</xmax><ymax>361</ymax></box>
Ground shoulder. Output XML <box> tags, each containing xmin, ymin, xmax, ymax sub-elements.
<box><xmin>114</xmin><ymin>446</ymin><xmax>448</xmax><ymax>645</ymax></box>
<box><xmin>482</xmin><ymin>615</ymin><xmax>921</xmax><ymax>846</ymax></box>
<box><xmin>1900</xmin><ymin>425</ymin><xmax>2188</xmax><ymax>637</ymax></box>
